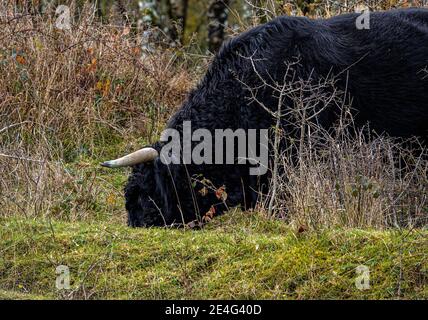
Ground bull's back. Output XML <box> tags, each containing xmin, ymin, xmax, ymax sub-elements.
<box><xmin>327</xmin><ymin>9</ymin><xmax>428</xmax><ymax>138</ymax></box>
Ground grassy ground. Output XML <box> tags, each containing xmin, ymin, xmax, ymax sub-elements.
<box><xmin>1</xmin><ymin>211</ymin><xmax>427</xmax><ymax>300</ymax></box>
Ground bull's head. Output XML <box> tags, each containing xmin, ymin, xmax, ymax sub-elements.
<box><xmin>101</xmin><ymin>142</ymin><xmax>262</xmax><ymax>227</ymax></box>
<box><xmin>101</xmin><ymin>146</ymin><xmax>176</xmax><ymax>227</ymax></box>
<box><xmin>101</xmin><ymin>144</ymin><xmax>245</xmax><ymax>228</ymax></box>
<box><xmin>101</xmin><ymin>144</ymin><xmax>191</xmax><ymax>227</ymax></box>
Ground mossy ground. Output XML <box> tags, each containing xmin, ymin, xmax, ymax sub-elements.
<box><xmin>1</xmin><ymin>211</ymin><xmax>427</xmax><ymax>300</ymax></box>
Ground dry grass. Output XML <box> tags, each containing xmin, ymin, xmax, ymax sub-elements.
<box><xmin>261</xmin><ymin>126</ymin><xmax>428</xmax><ymax>230</ymax></box>
<box><xmin>0</xmin><ymin>4</ymin><xmax>199</xmax><ymax>220</ymax></box>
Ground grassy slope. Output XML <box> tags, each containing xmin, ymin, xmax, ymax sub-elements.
<box><xmin>1</xmin><ymin>211</ymin><xmax>427</xmax><ymax>300</ymax></box>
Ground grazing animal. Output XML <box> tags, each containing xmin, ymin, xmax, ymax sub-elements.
<box><xmin>102</xmin><ymin>9</ymin><xmax>428</xmax><ymax>227</ymax></box>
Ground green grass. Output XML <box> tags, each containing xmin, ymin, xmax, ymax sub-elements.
<box><xmin>1</xmin><ymin>211</ymin><xmax>427</xmax><ymax>300</ymax></box>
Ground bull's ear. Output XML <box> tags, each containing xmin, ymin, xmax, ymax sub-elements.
<box><xmin>101</xmin><ymin>147</ymin><xmax>159</xmax><ymax>168</ymax></box>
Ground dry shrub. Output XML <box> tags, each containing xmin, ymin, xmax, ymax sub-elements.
<box><xmin>0</xmin><ymin>4</ymin><xmax>195</xmax><ymax>155</ymax></box>
<box><xmin>234</xmin><ymin>32</ymin><xmax>428</xmax><ymax>230</ymax></box>
<box><xmin>0</xmin><ymin>4</ymin><xmax>198</xmax><ymax>220</ymax></box>
<box><xmin>267</xmin><ymin>127</ymin><xmax>428</xmax><ymax>230</ymax></box>
<box><xmin>253</xmin><ymin>69</ymin><xmax>428</xmax><ymax>230</ymax></box>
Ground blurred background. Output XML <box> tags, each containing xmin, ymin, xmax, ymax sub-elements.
<box><xmin>5</xmin><ymin>0</ymin><xmax>422</xmax><ymax>53</ymax></box>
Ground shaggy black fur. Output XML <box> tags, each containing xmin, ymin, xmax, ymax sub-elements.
<box><xmin>125</xmin><ymin>9</ymin><xmax>428</xmax><ymax>227</ymax></box>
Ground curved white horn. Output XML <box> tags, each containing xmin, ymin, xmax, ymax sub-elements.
<box><xmin>101</xmin><ymin>147</ymin><xmax>159</xmax><ymax>168</ymax></box>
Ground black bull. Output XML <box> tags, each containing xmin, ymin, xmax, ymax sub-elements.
<box><xmin>103</xmin><ymin>9</ymin><xmax>428</xmax><ymax>227</ymax></box>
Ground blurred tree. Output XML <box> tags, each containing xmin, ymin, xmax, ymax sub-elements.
<box><xmin>166</xmin><ymin>0</ymin><xmax>188</xmax><ymax>44</ymax></box>
<box><xmin>207</xmin><ymin>0</ymin><xmax>230</xmax><ymax>53</ymax></box>
<box><xmin>251</xmin><ymin>0</ymin><xmax>265</xmax><ymax>23</ymax></box>
<box><xmin>114</xmin><ymin>0</ymin><xmax>131</xmax><ymax>24</ymax></box>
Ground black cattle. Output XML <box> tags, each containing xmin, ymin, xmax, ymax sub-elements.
<box><xmin>103</xmin><ymin>9</ymin><xmax>428</xmax><ymax>227</ymax></box>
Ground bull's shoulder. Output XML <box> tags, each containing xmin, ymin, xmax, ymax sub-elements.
<box><xmin>388</xmin><ymin>7</ymin><xmax>428</xmax><ymax>20</ymax></box>
<box><xmin>389</xmin><ymin>8</ymin><xmax>428</xmax><ymax>34</ymax></box>
<box><xmin>215</xmin><ymin>15</ymin><xmax>319</xmax><ymax>62</ymax></box>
